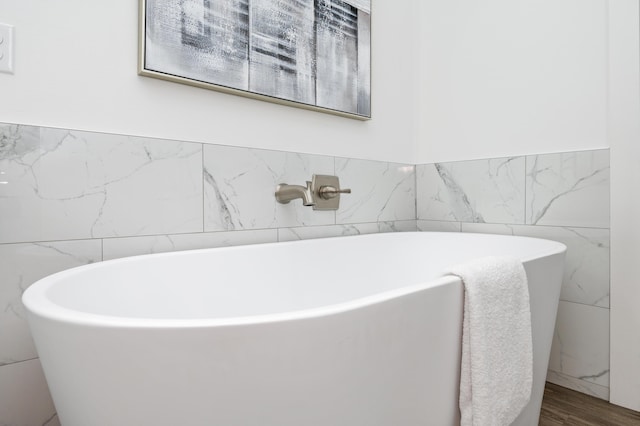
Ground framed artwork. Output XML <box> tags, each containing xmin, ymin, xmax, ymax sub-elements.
<box><xmin>139</xmin><ymin>0</ymin><xmax>371</xmax><ymax>119</ymax></box>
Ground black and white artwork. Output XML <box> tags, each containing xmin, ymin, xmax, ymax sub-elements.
<box><xmin>141</xmin><ymin>0</ymin><xmax>371</xmax><ymax>118</ymax></box>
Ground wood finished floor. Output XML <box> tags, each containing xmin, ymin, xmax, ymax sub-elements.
<box><xmin>539</xmin><ymin>382</ymin><xmax>640</xmax><ymax>425</ymax></box>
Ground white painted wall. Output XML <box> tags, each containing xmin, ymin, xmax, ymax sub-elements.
<box><xmin>609</xmin><ymin>0</ymin><xmax>640</xmax><ymax>412</ymax></box>
<box><xmin>416</xmin><ymin>0</ymin><xmax>609</xmax><ymax>163</ymax></box>
<box><xmin>0</xmin><ymin>0</ymin><xmax>418</xmax><ymax>164</ymax></box>
<box><xmin>1</xmin><ymin>0</ymin><xmax>612</xmax><ymax>165</ymax></box>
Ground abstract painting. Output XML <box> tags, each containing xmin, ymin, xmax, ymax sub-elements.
<box><xmin>139</xmin><ymin>0</ymin><xmax>371</xmax><ymax>119</ymax></box>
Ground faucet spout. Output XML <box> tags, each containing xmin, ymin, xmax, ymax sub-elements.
<box><xmin>275</xmin><ymin>181</ymin><xmax>315</xmax><ymax>206</ymax></box>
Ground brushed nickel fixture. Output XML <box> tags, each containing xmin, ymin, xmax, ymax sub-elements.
<box><xmin>275</xmin><ymin>174</ymin><xmax>351</xmax><ymax>211</ymax></box>
<box><xmin>275</xmin><ymin>181</ymin><xmax>315</xmax><ymax>206</ymax></box>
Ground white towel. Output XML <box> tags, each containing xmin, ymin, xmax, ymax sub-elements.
<box><xmin>446</xmin><ymin>256</ymin><xmax>533</xmax><ymax>426</ymax></box>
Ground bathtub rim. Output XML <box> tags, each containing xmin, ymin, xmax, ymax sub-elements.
<box><xmin>25</xmin><ymin>274</ymin><xmax>464</xmax><ymax>329</ymax></box>
<box><xmin>22</xmin><ymin>232</ymin><xmax>566</xmax><ymax>329</ymax></box>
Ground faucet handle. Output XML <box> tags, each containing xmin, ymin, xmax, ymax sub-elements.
<box><xmin>311</xmin><ymin>175</ymin><xmax>351</xmax><ymax>210</ymax></box>
<box><xmin>318</xmin><ymin>185</ymin><xmax>352</xmax><ymax>200</ymax></box>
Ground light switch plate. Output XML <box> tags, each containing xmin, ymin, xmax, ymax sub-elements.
<box><xmin>0</xmin><ymin>23</ymin><xmax>14</xmax><ymax>74</ymax></box>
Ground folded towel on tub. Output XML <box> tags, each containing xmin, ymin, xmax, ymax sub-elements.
<box><xmin>446</xmin><ymin>256</ymin><xmax>533</xmax><ymax>426</ymax></box>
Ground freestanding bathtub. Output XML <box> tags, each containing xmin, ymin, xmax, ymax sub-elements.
<box><xmin>23</xmin><ymin>232</ymin><xmax>565</xmax><ymax>426</ymax></box>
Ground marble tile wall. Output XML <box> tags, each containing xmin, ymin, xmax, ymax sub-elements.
<box><xmin>0</xmin><ymin>122</ymin><xmax>416</xmax><ymax>425</ymax></box>
<box><xmin>0</xmin><ymin>120</ymin><xmax>611</xmax><ymax>425</ymax></box>
<box><xmin>416</xmin><ymin>149</ymin><xmax>611</xmax><ymax>400</ymax></box>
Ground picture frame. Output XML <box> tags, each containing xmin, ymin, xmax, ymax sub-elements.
<box><xmin>138</xmin><ymin>0</ymin><xmax>371</xmax><ymax>120</ymax></box>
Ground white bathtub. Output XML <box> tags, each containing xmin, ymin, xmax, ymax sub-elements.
<box><xmin>23</xmin><ymin>232</ymin><xmax>565</xmax><ymax>426</ymax></box>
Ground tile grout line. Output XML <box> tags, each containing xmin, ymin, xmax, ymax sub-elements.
<box><xmin>0</xmin><ymin>357</ymin><xmax>39</xmax><ymax>368</ymax></box>
<box><xmin>202</xmin><ymin>143</ymin><xmax>205</xmax><ymax>234</ymax></box>
<box><xmin>0</xmin><ymin>219</ymin><xmax>423</xmax><ymax>248</ymax></box>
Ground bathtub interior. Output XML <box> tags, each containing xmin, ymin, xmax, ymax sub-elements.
<box><xmin>30</xmin><ymin>232</ymin><xmax>565</xmax><ymax>322</ymax></box>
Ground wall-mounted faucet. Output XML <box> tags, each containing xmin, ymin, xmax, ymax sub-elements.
<box><xmin>275</xmin><ymin>175</ymin><xmax>351</xmax><ymax>210</ymax></box>
<box><xmin>275</xmin><ymin>181</ymin><xmax>316</xmax><ymax>206</ymax></box>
